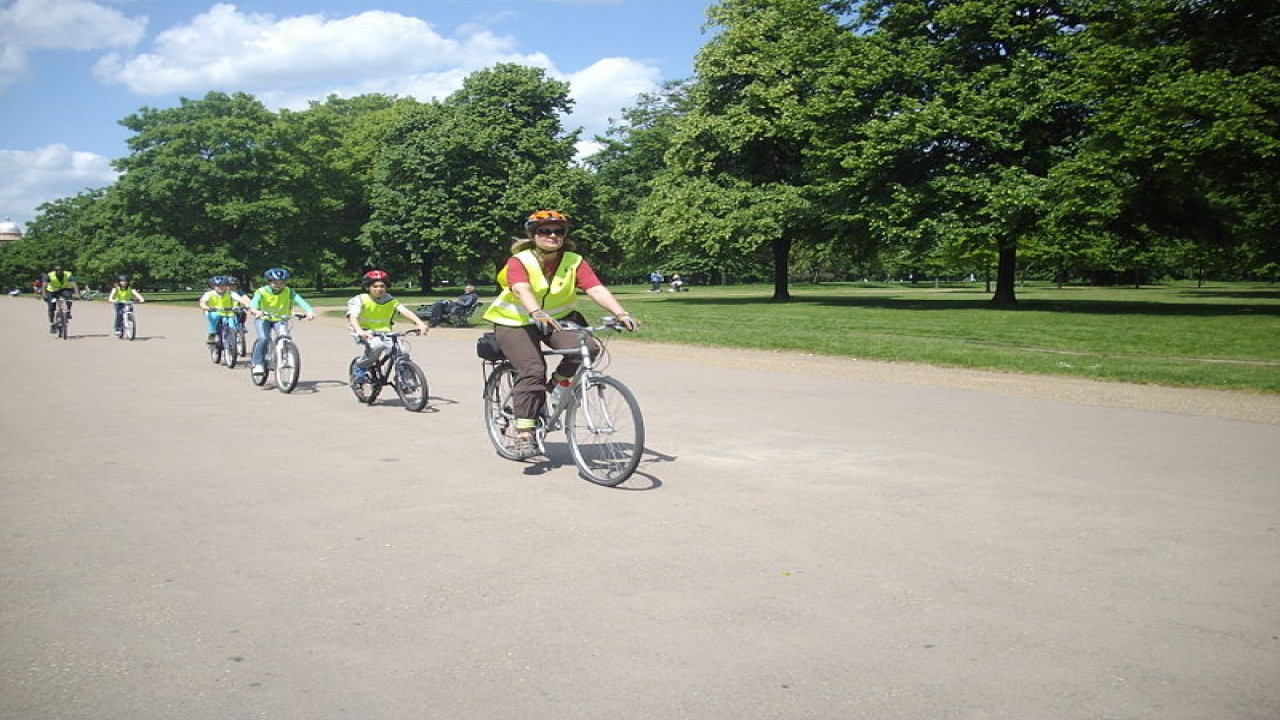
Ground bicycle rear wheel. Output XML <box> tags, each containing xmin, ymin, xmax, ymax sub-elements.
<box><xmin>349</xmin><ymin>358</ymin><xmax>379</xmax><ymax>404</ymax></box>
<box><xmin>393</xmin><ymin>359</ymin><xmax>429</xmax><ymax>412</ymax></box>
<box><xmin>482</xmin><ymin>364</ymin><xmax>524</xmax><ymax>460</ymax></box>
<box><xmin>122</xmin><ymin>312</ymin><xmax>136</xmax><ymax>341</ymax></box>
<box><xmin>566</xmin><ymin>375</ymin><xmax>645</xmax><ymax>486</ymax></box>
<box><xmin>277</xmin><ymin>339</ymin><xmax>300</xmax><ymax>393</ymax></box>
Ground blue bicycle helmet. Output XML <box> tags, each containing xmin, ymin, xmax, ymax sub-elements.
<box><xmin>210</xmin><ymin>275</ymin><xmax>226</xmax><ymax>286</ymax></box>
<box><xmin>264</xmin><ymin>268</ymin><xmax>289</xmax><ymax>281</ymax></box>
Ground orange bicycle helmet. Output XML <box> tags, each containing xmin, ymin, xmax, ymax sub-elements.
<box><xmin>524</xmin><ymin>210</ymin><xmax>569</xmax><ymax>233</ymax></box>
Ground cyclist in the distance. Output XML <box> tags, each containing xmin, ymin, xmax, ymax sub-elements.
<box><xmin>198</xmin><ymin>276</ymin><xmax>247</xmax><ymax>344</ymax></box>
<box><xmin>107</xmin><ymin>275</ymin><xmax>146</xmax><ymax>336</ymax></box>
<box><xmin>248</xmin><ymin>268</ymin><xmax>315</xmax><ymax>379</ymax></box>
<box><xmin>346</xmin><ymin>270</ymin><xmax>429</xmax><ymax>384</ymax></box>
<box><xmin>41</xmin><ymin>264</ymin><xmax>79</xmax><ymax>333</ymax></box>
<box><xmin>482</xmin><ymin>210</ymin><xmax>638</xmax><ymax>459</ymax></box>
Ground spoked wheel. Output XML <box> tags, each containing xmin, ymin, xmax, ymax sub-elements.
<box><xmin>566</xmin><ymin>376</ymin><xmax>645</xmax><ymax>486</ymax></box>
<box><xmin>482</xmin><ymin>364</ymin><xmax>524</xmax><ymax>460</ymax></box>
<box><xmin>222</xmin><ymin>327</ymin><xmax>238</xmax><ymax>368</ymax></box>
<box><xmin>276</xmin><ymin>340</ymin><xmax>301</xmax><ymax>394</ymax></box>
<box><xmin>122</xmin><ymin>312</ymin><xmax>136</xmax><ymax>341</ymax></box>
<box><xmin>393</xmin><ymin>360</ymin><xmax>429</xmax><ymax>412</ymax></box>
<box><xmin>349</xmin><ymin>358</ymin><xmax>379</xmax><ymax>404</ymax></box>
<box><xmin>55</xmin><ymin>309</ymin><xmax>68</xmax><ymax>339</ymax></box>
<box><xmin>209</xmin><ymin>333</ymin><xmax>223</xmax><ymax>364</ymax></box>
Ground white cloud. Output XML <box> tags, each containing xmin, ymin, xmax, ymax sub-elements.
<box><xmin>0</xmin><ymin>0</ymin><xmax>145</xmax><ymax>86</ymax></box>
<box><xmin>0</xmin><ymin>145</ymin><xmax>118</xmax><ymax>226</ymax></box>
<box><xmin>94</xmin><ymin>4</ymin><xmax>535</xmax><ymax>96</ymax></box>
<box><xmin>565</xmin><ymin>57</ymin><xmax>661</xmax><ymax>139</ymax></box>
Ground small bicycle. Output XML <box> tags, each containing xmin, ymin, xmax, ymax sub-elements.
<box><xmin>480</xmin><ymin>317</ymin><xmax>645</xmax><ymax>486</ymax></box>
<box><xmin>117</xmin><ymin>302</ymin><xmax>139</xmax><ymax>341</ymax></box>
<box><xmin>52</xmin><ymin>293</ymin><xmax>72</xmax><ymax>339</ymax></box>
<box><xmin>348</xmin><ymin>329</ymin><xmax>430</xmax><ymax>412</ymax></box>
<box><xmin>251</xmin><ymin>313</ymin><xmax>306</xmax><ymax>393</ymax></box>
<box><xmin>207</xmin><ymin>310</ymin><xmax>243</xmax><ymax>367</ymax></box>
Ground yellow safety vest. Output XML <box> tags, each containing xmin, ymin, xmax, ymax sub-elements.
<box><xmin>46</xmin><ymin>271</ymin><xmax>72</xmax><ymax>291</ymax></box>
<box><xmin>483</xmin><ymin>250</ymin><xmax>582</xmax><ymax>327</ymax></box>
<box><xmin>356</xmin><ymin>294</ymin><xmax>399</xmax><ymax>331</ymax></box>
<box><xmin>207</xmin><ymin>290</ymin><xmax>237</xmax><ymax>312</ymax></box>
<box><xmin>255</xmin><ymin>287</ymin><xmax>294</xmax><ymax>317</ymax></box>
<box><xmin>109</xmin><ymin>286</ymin><xmax>133</xmax><ymax>302</ymax></box>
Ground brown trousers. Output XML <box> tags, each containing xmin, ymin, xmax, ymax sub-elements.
<box><xmin>493</xmin><ymin>314</ymin><xmax>599</xmax><ymax>424</ymax></box>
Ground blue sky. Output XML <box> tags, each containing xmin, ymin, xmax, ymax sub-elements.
<box><xmin>0</xmin><ymin>0</ymin><xmax>715</xmax><ymax>229</ymax></box>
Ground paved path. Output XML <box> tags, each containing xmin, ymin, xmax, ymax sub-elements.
<box><xmin>2</xmin><ymin>296</ymin><xmax>1277</xmax><ymax>720</ymax></box>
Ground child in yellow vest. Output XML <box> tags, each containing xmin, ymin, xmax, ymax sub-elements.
<box><xmin>346</xmin><ymin>270</ymin><xmax>429</xmax><ymax>382</ymax></box>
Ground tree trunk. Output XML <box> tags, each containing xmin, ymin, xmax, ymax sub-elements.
<box><xmin>418</xmin><ymin>255</ymin><xmax>436</xmax><ymax>293</ymax></box>
<box><xmin>771</xmin><ymin>236</ymin><xmax>791</xmax><ymax>302</ymax></box>
<box><xmin>990</xmin><ymin>241</ymin><xmax>1018</xmax><ymax>306</ymax></box>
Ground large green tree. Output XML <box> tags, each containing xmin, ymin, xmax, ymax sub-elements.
<box><xmin>362</xmin><ymin>64</ymin><xmax>593</xmax><ymax>290</ymax></box>
<box><xmin>113</xmin><ymin>92</ymin><xmax>300</xmax><ymax>279</ymax></box>
<box><xmin>645</xmin><ymin>0</ymin><xmax>850</xmax><ymax>301</ymax></box>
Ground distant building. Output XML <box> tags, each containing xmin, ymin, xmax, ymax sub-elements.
<box><xmin>0</xmin><ymin>217</ymin><xmax>22</xmax><ymax>245</ymax></box>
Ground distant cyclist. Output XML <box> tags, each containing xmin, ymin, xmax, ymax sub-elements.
<box><xmin>107</xmin><ymin>275</ymin><xmax>146</xmax><ymax>336</ymax></box>
<box><xmin>41</xmin><ymin>264</ymin><xmax>79</xmax><ymax>334</ymax></box>
<box><xmin>347</xmin><ymin>270</ymin><xmax>429</xmax><ymax>383</ymax></box>
<box><xmin>248</xmin><ymin>268</ymin><xmax>315</xmax><ymax>379</ymax></box>
<box><xmin>198</xmin><ymin>276</ymin><xmax>247</xmax><ymax>344</ymax></box>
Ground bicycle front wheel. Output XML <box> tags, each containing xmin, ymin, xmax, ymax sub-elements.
<box><xmin>482</xmin><ymin>364</ymin><xmax>524</xmax><ymax>460</ymax></box>
<box><xmin>223</xmin><ymin>330</ymin><xmax>238</xmax><ymax>368</ymax></box>
<box><xmin>122</xmin><ymin>312</ymin><xmax>136</xmax><ymax>341</ymax></box>
<box><xmin>393</xmin><ymin>360</ymin><xmax>429</xmax><ymax>412</ymax></box>
<box><xmin>349</xmin><ymin>358</ymin><xmax>378</xmax><ymax>404</ymax></box>
<box><xmin>208</xmin><ymin>331</ymin><xmax>222</xmax><ymax>364</ymax></box>
<box><xmin>276</xmin><ymin>340</ymin><xmax>300</xmax><ymax>393</ymax></box>
<box><xmin>566</xmin><ymin>376</ymin><xmax>645</xmax><ymax>486</ymax></box>
<box><xmin>56</xmin><ymin>309</ymin><xmax>68</xmax><ymax>339</ymax></box>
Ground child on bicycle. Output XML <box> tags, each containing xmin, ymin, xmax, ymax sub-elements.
<box><xmin>248</xmin><ymin>268</ymin><xmax>315</xmax><ymax>378</ymax></box>
<box><xmin>347</xmin><ymin>270</ymin><xmax>429</xmax><ymax>382</ymax></box>
<box><xmin>482</xmin><ymin>210</ymin><xmax>637</xmax><ymax>459</ymax></box>
<box><xmin>107</xmin><ymin>275</ymin><xmax>146</xmax><ymax>336</ymax></box>
<box><xmin>197</xmin><ymin>276</ymin><xmax>246</xmax><ymax>344</ymax></box>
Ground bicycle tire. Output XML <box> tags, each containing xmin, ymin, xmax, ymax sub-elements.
<box><xmin>123</xmin><ymin>312</ymin><xmax>136</xmax><ymax>341</ymax></box>
<box><xmin>223</xmin><ymin>326</ymin><xmax>238</xmax><ymax>368</ymax></box>
<box><xmin>566</xmin><ymin>375</ymin><xmax>645</xmax><ymax>486</ymax></box>
<box><xmin>482</xmin><ymin>364</ymin><xmax>524</xmax><ymax>460</ymax></box>
<box><xmin>208</xmin><ymin>328</ymin><xmax>222</xmax><ymax>364</ymax></box>
<box><xmin>277</xmin><ymin>339</ymin><xmax>300</xmax><ymax>394</ymax></box>
<box><xmin>393</xmin><ymin>359</ymin><xmax>429</xmax><ymax>412</ymax></box>
<box><xmin>56</xmin><ymin>308</ymin><xmax>68</xmax><ymax>339</ymax></box>
<box><xmin>349</xmin><ymin>358</ymin><xmax>378</xmax><ymax>404</ymax></box>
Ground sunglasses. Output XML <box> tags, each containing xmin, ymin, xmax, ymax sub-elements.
<box><xmin>535</xmin><ymin>227</ymin><xmax>566</xmax><ymax>236</ymax></box>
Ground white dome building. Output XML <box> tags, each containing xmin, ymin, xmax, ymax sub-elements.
<box><xmin>0</xmin><ymin>218</ymin><xmax>23</xmax><ymax>245</ymax></box>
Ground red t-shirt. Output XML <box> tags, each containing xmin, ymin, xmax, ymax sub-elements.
<box><xmin>505</xmin><ymin>254</ymin><xmax>603</xmax><ymax>291</ymax></box>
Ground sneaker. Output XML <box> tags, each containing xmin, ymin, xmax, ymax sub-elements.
<box><xmin>206</xmin><ymin>333</ymin><xmax>216</xmax><ymax>345</ymax></box>
<box><xmin>251</xmin><ymin>364</ymin><xmax>265</xmax><ymax>376</ymax></box>
<box><xmin>512</xmin><ymin>436</ymin><xmax>540</xmax><ymax>460</ymax></box>
<box><xmin>352</xmin><ymin>365</ymin><xmax>369</xmax><ymax>383</ymax></box>
<box><xmin>49</xmin><ymin>323</ymin><xmax>56</xmax><ymax>334</ymax></box>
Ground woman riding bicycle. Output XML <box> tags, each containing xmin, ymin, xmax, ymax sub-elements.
<box><xmin>107</xmin><ymin>275</ymin><xmax>145</xmax><ymax>336</ymax></box>
<box><xmin>347</xmin><ymin>270</ymin><xmax>429</xmax><ymax>383</ymax></box>
<box><xmin>248</xmin><ymin>268</ymin><xmax>315</xmax><ymax>378</ymax></box>
<box><xmin>482</xmin><ymin>210</ymin><xmax>638</xmax><ymax>459</ymax></box>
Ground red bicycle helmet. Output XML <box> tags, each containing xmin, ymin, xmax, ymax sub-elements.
<box><xmin>361</xmin><ymin>270</ymin><xmax>390</xmax><ymax>287</ymax></box>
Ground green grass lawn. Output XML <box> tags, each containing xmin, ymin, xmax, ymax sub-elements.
<box><xmin>606</xmin><ymin>281</ymin><xmax>1280</xmax><ymax>394</ymax></box>
<box><xmin>146</xmin><ymin>281</ymin><xmax>1280</xmax><ymax>393</ymax></box>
